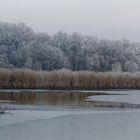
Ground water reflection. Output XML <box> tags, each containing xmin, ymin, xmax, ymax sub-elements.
<box><xmin>0</xmin><ymin>91</ymin><xmax>140</xmax><ymax>109</ymax></box>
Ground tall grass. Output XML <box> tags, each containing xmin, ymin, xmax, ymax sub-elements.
<box><xmin>0</xmin><ymin>69</ymin><xmax>140</xmax><ymax>89</ymax></box>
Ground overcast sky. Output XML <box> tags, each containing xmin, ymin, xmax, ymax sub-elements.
<box><xmin>0</xmin><ymin>0</ymin><xmax>140</xmax><ymax>42</ymax></box>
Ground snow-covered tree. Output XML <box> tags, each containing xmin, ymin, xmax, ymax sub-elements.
<box><xmin>0</xmin><ymin>22</ymin><xmax>140</xmax><ymax>72</ymax></box>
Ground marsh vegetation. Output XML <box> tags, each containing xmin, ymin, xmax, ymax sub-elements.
<box><xmin>0</xmin><ymin>69</ymin><xmax>140</xmax><ymax>89</ymax></box>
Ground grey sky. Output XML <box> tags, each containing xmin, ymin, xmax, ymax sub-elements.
<box><xmin>0</xmin><ymin>0</ymin><xmax>140</xmax><ymax>42</ymax></box>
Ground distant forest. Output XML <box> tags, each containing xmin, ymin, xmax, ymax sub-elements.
<box><xmin>0</xmin><ymin>22</ymin><xmax>140</xmax><ymax>72</ymax></box>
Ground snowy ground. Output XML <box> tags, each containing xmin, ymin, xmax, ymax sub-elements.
<box><xmin>86</xmin><ymin>90</ymin><xmax>140</xmax><ymax>104</ymax></box>
<box><xmin>0</xmin><ymin>109</ymin><xmax>132</xmax><ymax>127</ymax></box>
<box><xmin>0</xmin><ymin>110</ymin><xmax>140</xmax><ymax>140</ymax></box>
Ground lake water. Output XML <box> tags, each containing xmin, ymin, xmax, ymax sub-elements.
<box><xmin>0</xmin><ymin>90</ymin><xmax>140</xmax><ymax>109</ymax></box>
<box><xmin>0</xmin><ymin>90</ymin><xmax>140</xmax><ymax>140</ymax></box>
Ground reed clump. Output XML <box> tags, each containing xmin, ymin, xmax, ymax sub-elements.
<box><xmin>0</xmin><ymin>69</ymin><xmax>140</xmax><ymax>89</ymax></box>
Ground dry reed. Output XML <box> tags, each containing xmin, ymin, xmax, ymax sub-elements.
<box><xmin>0</xmin><ymin>69</ymin><xmax>139</xmax><ymax>89</ymax></box>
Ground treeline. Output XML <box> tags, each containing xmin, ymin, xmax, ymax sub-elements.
<box><xmin>0</xmin><ymin>22</ymin><xmax>140</xmax><ymax>72</ymax></box>
<box><xmin>0</xmin><ymin>69</ymin><xmax>140</xmax><ymax>89</ymax></box>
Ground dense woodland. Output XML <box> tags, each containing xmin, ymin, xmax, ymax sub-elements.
<box><xmin>0</xmin><ymin>22</ymin><xmax>140</xmax><ymax>72</ymax></box>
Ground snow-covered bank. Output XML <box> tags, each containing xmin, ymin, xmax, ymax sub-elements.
<box><xmin>0</xmin><ymin>110</ymin><xmax>137</xmax><ymax>127</ymax></box>
<box><xmin>86</xmin><ymin>90</ymin><xmax>140</xmax><ymax>104</ymax></box>
<box><xmin>1</xmin><ymin>110</ymin><xmax>140</xmax><ymax>140</ymax></box>
<box><xmin>0</xmin><ymin>110</ymin><xmax>70</xmax><ymax>127</ymax></box>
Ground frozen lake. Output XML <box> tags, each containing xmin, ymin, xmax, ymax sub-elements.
<box><xmin>86</xmin><ymin>90</ymin><xmax>140</xmax><ymax>104</ymax></box>
<box><xmin>0</xmin><ymin>90</ymin><xmax>140</xmax><ymax>140</ymax></box>
<box><xmin>0</xmin><ymin>110</ymin><xmax>140</xmax><ymax>140</ymax></box>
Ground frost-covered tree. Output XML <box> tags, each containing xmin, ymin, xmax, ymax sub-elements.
<box><xmin>112</xmin><ymin>62</ymin><xmax>122</xmax><ymax>72</ymax></box>
<box><xmin>0</xmin><ymin>22</ymin><xmax>140</xmax><ymax>72</ymax></box>
<box><xmin>124</xmin><ymin>61</ymin><xmax>139</xmax><ymax>72</ymax></box>
<box><xmin>68</xmin><ymin>33</ymin><xmax>84</xmax><ymax>70</ymax></box>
